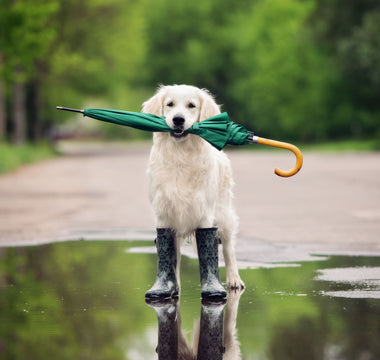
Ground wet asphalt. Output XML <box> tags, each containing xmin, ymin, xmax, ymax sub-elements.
<box><xmin>0</xmin><ymin>141</ymin><xmax>379</xmax><ymax>265</ymax></box>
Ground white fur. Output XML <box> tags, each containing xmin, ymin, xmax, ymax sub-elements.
<box><xmin>142</xmin><ymin>84</ymin><xmax>244</xmax><ymax>289</ymax></box>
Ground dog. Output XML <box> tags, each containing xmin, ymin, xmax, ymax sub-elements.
<box><xmin>142</xmin><ymin>84</ymin><xmax>244</xmax><ymax>290</ymax></box>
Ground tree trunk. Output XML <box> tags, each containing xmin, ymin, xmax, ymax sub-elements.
<box><xmin>0</xmin><ymin>78</ymin><xmax>6</xmax><ymax>140</ymax></box>
<box><xmin>12</xmin><ymin>76</ymin><xmax>26</xmax><ymax>145</ymax></box>
<box><xmin>0</xmin><ymin>51</ymin><xmax>6</xmax><ymax>140</ymax></box>
<box><xmin>29</xmin><ymin>77</ymin><xmax>43</xmax><ymax>142</ymax></box>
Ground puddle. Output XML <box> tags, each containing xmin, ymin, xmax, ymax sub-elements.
<box><xmin>315</xmin><ymin>266</ymin><xmax>380</xmax><ymax>299</ymax></box>
<box><xmin>0</xmin><ymin>241</ymin><xmax>379</xmax><ymax>359</ymax></box>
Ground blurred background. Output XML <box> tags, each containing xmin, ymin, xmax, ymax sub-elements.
<box><xmin>0</xmin><ymin>0</ymin><xmax>379</xmax><ymax>171</ymax></box>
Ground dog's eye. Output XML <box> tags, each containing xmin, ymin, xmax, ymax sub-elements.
<box><xmin>188</xmin><ymin>102</ymin><xmax>196</xmax><ymax>109</ymax></box>
<box><xmin>166</xmin><ymin>101</ymin><xmax>174</xmax><ymax>107</ymax></box>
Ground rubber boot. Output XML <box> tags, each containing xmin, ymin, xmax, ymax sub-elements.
<box><xmin>196</xmin><ymin>227</ymin><xmax>227</xmax><ymax>299</ymax></box>
<box><xmin>145</xmin><ymin>228</ymin><xmax>179</xmax><ymax>300</ymax></box>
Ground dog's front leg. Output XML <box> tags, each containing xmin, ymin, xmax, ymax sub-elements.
<box><xmin>221</xmin><ymin>239</ymin><xmax>245</xmax><ymax>290</ymax></box>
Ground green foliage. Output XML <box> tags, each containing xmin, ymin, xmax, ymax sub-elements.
<box><xmin>299</xmin><ymin>139</ymin><xmax>380</xmax><ymax>152</ymax></box>
<box><xmin>228</xmin><ymin>0</ymin><xmax>336</xmax><ymax>141</ymax></box>
<box><xmin>336</xmin><ymin>11</ymin><xmax>380</xmax><ymax>137</ymax></box>
<box><xmin>1</xmin><ymin>0</ymin><xmax>379</xmax><ymax>145</ymax></box>
<box><xmin>308</xmin><ymin>0</ymin><xmax>380</xmax><ymax>139</ymax></box>
<box><xmin>0</xmin><ymin>0</ymin><xmax>59</xmax><ymax>80</ymax></box>
<box><xmin>143</xmin><ymin>0</ymin><xmax>380</xmax><ymax>143</ymax></box>
<box><xmin>339</xmin><ymin>11</ymin><xmax>380</xmax><ymax>91</ymax></box>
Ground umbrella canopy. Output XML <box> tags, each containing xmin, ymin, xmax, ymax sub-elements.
<box><xmin>57</xmin><ymin>106</ymin><xmax>302</xmax><ymax>177</ymax></box>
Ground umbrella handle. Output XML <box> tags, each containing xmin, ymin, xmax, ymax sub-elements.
<box><xmin>251</xmin><ymin>135</ymin><xmax>303</xmax><ymax>177</ymax></box>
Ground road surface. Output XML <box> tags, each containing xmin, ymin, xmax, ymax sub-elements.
<box><xmin>1</xmin><ymin>142</ymin><xmax>379</xmax><ymax>264</ymax></box>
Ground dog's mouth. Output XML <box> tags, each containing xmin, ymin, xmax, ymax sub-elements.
<box><xmin>170</xmin><ymin>130</ymin><xmax>188</xmax><ymax>140</ymax></box>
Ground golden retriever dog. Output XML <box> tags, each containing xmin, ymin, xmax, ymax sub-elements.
<box><xmin>142</xmin><ymin>84</ymin><xmax>244</xmax><ymax>291</ymax></box>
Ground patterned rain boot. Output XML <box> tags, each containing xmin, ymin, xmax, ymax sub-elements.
<box><xmin>196</xmin><ymin>227</ymin><xmax>227</xmax><ymax>299</ymax></box>
<box><xmin>145</xmin><ymin>228</ymin><xmax>179</xmax><ymax>300</ymax></box>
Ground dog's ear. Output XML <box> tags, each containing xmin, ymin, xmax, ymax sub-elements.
<box><xmin>199</xmin><ymin>89</ymin><xmax>221</xmax><ymax>121</ymax></box>
<box><xmin>142</xmin><ymin>86</ymin><xmax>165</xmax><ymax>115</ymax></box>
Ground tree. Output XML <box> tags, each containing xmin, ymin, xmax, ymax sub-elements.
<box><xmin>309</xmin><ymin>0</ymin><xmax>380</xmax><ymax>138</ymax></box>
<box><xmin>230</xmin><ymin>0</ymin><xmax>345</xmax><ymax>141</ymax></box>
<box><xmin>0</xmin><ymin>0</ymin><xmax>59</xmax><ymax>143</ymax></box>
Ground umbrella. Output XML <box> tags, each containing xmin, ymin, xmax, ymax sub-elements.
<box><xmin>56</xmin><ymin>106</ymin><xmax>303</xmax><ymax>177</ymax></box>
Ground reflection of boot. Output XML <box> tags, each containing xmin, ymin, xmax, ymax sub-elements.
<box><xmin>196</xmin><ymin>228</ymin><xmax>227</xmax><ymax>299</ymax></box>
<box><xmin>145</xmin><ymin>228</ymin><xmax>179</xmax><ymax>299</ymax></box>
<box><xmin>146</xmin><ymin>299</ymin><xmax>178</xmax><ymax>360</ymax></box>
<box><xmin>197</xmin><ymin>300</ymin><xmax>226</xmax><ymax>360</ymax></box>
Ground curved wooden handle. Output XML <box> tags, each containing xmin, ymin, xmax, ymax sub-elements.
<box><xmin>257</xmin><ymin>137</ymin><xmax>303</xmax><ymax>177</ymax></box>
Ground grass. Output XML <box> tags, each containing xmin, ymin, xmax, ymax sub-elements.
<box><xmin>299</xmin><ymin>139</ymin><xmax>380</xmax><ymax>152</ymax></box>
<box><xmin>0</xmin><ymin>142</ymin><xmax>58</xmax><ymax>174</ymax></box>
<box><xmin>234</xmin><ymin>138</ymin><xmax>380</xmax><ymax>152</ymax></box>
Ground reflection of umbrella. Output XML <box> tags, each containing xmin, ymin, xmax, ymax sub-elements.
<box><xmin>57</xmin><ymin>106</ymin><xmax>303</xmax><ymax>177</ymax></box>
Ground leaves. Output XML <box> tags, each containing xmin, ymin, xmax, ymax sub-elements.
<box><xmin>1</xmin><ymin>0</ymin><xmax>379</xmax><ymax>143</ymax></box>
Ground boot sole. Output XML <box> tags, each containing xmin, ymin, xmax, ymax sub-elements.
<box><xmin>201</xmin><ymin>291</ymin><xmax>227</xmax><ymax>300</ymax></box>
<box><xmin>145</xmin><ymin>290</ymin><xmax>179</xmax><ymax>300</ymax></box>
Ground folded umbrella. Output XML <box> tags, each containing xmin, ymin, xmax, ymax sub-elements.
<box><xmin>56</xmin><ymin>106</ymin><xmax>303</xmax><ymax>177</ymax></box>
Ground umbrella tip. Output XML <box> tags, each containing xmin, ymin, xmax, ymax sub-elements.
<box><xmin>55</xmin><ymin>106</ymin><xmax>84</xmax><ymax>113</ymax></box>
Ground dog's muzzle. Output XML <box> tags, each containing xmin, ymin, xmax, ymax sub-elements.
<box><xmin>170</xmin><ymin>115</ymin><xmax>188</xmax><ymax>140</ymax></box>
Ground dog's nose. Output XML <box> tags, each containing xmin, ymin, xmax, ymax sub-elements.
<box><xmin>173</xmin><ymin>115</ymin><xmax>185</xmax><ymax>128</ymax></box>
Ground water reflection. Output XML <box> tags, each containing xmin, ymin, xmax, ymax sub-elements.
<box><xmin>147</xmin><ymin>291</ymin><xmax>242</xmax><ymax>360</ymax></box>
<box><xmin>147</xmin><ymin>299</ymin><xmax>179</xmax><ymax>359</ymax></box>
<box><xmin>0</xmin><ymin>241</ymin><xmax>379</xmax><ymax>359</ymax></box>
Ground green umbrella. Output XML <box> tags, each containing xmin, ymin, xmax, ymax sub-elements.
<box><xmin>57</xmin><ymin>107</ymin><xmax>246</xmax><ymax>150</ymax></box>
<box><xmin>56</xmin><ymin>106</ymin><xmax>302</xmax><ymax>177</ymax></box>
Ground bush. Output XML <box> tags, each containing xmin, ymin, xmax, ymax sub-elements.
<box><xmin>0</xmin><ymin>142</ymin><xmax>57</xmax><ymax>173</ymax></box>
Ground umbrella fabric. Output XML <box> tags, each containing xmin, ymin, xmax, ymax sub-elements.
<box><xmin>187</xmin><ymin>113</ymin><xmax>251</xmax><ymax>150</ymax></box>
<box><xmin>83</xmin><ymin>108</ymin><xmax>172</xmax><ymax>133</ymax></box>
<box><xmin>83</xmin><ymin>108</ymin><xmax>251</xmax><ymax>150</ymax></box>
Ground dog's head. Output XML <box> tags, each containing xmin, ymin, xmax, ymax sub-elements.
<box><xmin>142</xmin><ymin>85</ymin><xmax>220</xmax><ymax>142</ymax></box>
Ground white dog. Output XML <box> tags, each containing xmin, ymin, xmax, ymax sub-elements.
<box><xmin>142</xmin><ymin>84</ymin><xmax>244</xmax><ymax>290</ymax></box>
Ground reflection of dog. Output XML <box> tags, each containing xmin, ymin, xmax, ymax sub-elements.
<box><xmin>222</xmin><ymin>291</ymin><xmax>242</xmax><ymax>359</ymax></box>
<box><xmin>143</xmin><ymin>85</ymin><xmax>244</xmax><ymax>297</ymax></box>
<box><xmin>147</xmin><ymin>289</ymin><xmax>243</xmax><ymax>359</ymax></box>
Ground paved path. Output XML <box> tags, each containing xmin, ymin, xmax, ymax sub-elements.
<box><xmin>1</xmin><ymin>142</ymin><xmax>379</xmax><ymax>263</ymax></box>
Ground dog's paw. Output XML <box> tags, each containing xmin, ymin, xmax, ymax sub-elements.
<box><xmin>226</xmin><ymin>274</ymin><xmax>245</xmax><ymax>290</ymax></box>
<box><xmin>227</xmin><ymin>286</ymin><xmax>245</xmax><ymax>302</ymax></box>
